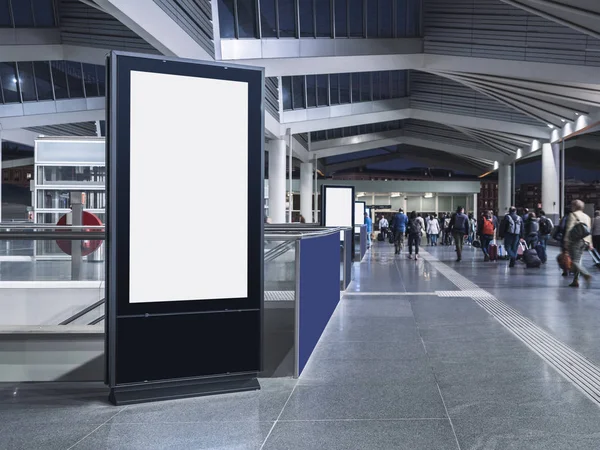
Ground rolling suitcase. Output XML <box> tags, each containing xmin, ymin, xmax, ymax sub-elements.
<box><xmin>489</xmin><ymin>243</ymin><xmax>498</xmax><ymax>261</ymax></box>
<box><xmin>589</xmin><ymin>247</ymin><xmax>600</xmax><ymax>268</ymax></box>
<box><xmin>388</xmin><ymin>233</ymin><xmax>395</xmax><ymax>244</ymax></box>
<box><xmin>535</xmin><ymin>244</ymin><xmax>547</xmax><ymax>264</ymax></box>
<box><xmin>377</xmin><ymin>233</ymin><xmax>385</xmax><ymax>242</ymax></box>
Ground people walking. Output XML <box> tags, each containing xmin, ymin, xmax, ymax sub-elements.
<box><xmin>592</xmin><ymin>210</ymin><xmax>600</xmax><ymax>251</ymax></box>
<box><xmin>379</xmin><ymin>215</ymin><xmax>389</xmax><ymax>239</ymax></box>
<box><xmin>499</xmin><ymin>206</ymin><xmax>524</xmax><ymax>268</ymax></box>
<box><xmin>538</xmin><ymin>210</ymin><xmax>554</xmax><ymax>250</ymax></box>
<box><xmin>468</xmin><ymin>213</ymin><xmax>477</xmax><ymax>245</ymax></box>
<box><xmin>391</xmin><ymin>208</ymin><xmax>408</xmax><ymax>255</ymax></box>
<box><xmin>425</xmin><ymin>215</ymin><xmax>432</xmax><ymax>245</ymax></box>
<box><xmin>524</xmin><ymin>212</ymin><xmax>540</xmax><ymax>249</ymax></box>
<box><xmin>564</xmin><ymin>200</ymin><xmax>593</xmax><ymax>288</ymax></box>
<box><xmin>449</xmin><ymin>206</ymin><xmax>469</xmax><ymax>262</ymax></box>
<box><xmin>428</xmin><ymin>214</ymin><xmax>441</xmax><ymax>246</ymax></box>
<box><xmin>407</xmin><ymin>211</ymin><xmax>422</xmax><ymax>260</ymax></box>
<box><xmin>478</xmin><ymin>211</ymin><xmax>496</xmax><ymax>261</ymax></box>
<box><xmin>364</xmin><ymin>212</ymin><xmax>373</xmax><ymax>249</ymax></box>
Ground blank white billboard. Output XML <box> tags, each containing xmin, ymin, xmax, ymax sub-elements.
<box><xmin>128</xmin><ymin>70</ymin><xmax>248</xmax><ymax>303</ymax></box>
<box><xmin>324</xmin><ymin>187</ymin><xmax>353</xmax><ymax>241</ymax></box>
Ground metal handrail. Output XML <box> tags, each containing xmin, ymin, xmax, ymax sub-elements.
<box><xmin>264</xmin><ymin>240</ymin><xmax>296</xmax><ymax>263</ymax></box>
<box><xmin>60</xmin><ymin>298</ymin><xmax>105</xmax><ymax>325</ymax></box>
<box><xmin>0</xmin><ymin>225</ymin><xmax>105</xmax><ymax>229</ymax></box>
<box><xmin>0</xmin><ymin>231</ymin><xmax>105</xmax><ymax>240</ymax></box>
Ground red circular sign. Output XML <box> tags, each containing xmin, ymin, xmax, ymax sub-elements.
<box><xmin>56</xmin><ymin>211</ymin><xmax>103</xmax><ymax>256</ymax></box>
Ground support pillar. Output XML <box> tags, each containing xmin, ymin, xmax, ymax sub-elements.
<box><xmin>498</xmin><ymin>164</ymin><xmax>512</xmax><ymax>216</ymax></box>
<box><xmin>473</xmin><ymin>193</ymin><xmax>478</xmax><ymax>220</ymax></box>
<box><xmin>268</xmin><ymin>139</ymin><xmax>286</xmax><ymax>224</ymax></box>
<box><xmin>300</xmin><ymin>162</ymin><xmax>313</xmax><ymax>223</ymax></box>
<box><xmin>313</xmin><ymin>154</ymin><xmax>318</xmax><ymax>223</ymax></box>
<box><xmin>542</xmin><ymin>143</ymin><xmax>560</xmax><ymax>224</ymax></box>
<box><xmin>435</xmin><ymin>194</ymin><xmax>439</xmax><ymax>215</ymax></box>
<box><xmin>0</xmin><ymin>131</ymin><xmax>2</xmax><ymax>223</ymax></box>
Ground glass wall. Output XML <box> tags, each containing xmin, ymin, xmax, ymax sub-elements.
<box><xmin>0</xmin><ymin>60</ymin><xmax>105</xmax><ymax>104</ymax></box>
<box><xmin>0</xmin><ymin>0</ymin><xmax>56</xmax><ymax>27</ymax></box>
<box><xmin>282</xmin><ymin>70</ymin><xmax>407</xmax><ymax>111</ymax></box>
<box><xmin>310</xmin><ymin>119</ymin><xmax>403</xmax><ymax>142</ymax></box>
<box><xmin>218</xmin><ymin>0</ymin><xmax>421</xmax><ymax>39</ymax></box>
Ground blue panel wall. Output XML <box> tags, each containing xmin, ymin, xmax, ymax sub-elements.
<box><xmin>360</xmin><ymin>225</ymin><xmax>367</xmax><ymax>259</ymax></box>
<box><xmin>344</xmin><ymin>229</ymin><xmax>353</xmax><ymax>289</ymax></box>
<box><xmin>298</xmin><ymin>233</ymin><xmax>341</xmax><ymax>375</ymax></box>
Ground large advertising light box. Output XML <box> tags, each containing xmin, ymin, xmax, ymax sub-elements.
<box><xmin>354</xmin><ymin>201</ymin><xmax>366</xmax><ymax>233</ymax></box>
<box><xmin>105</xmin><ymin>52</ymin><xmax>264</xmax><ymax>405</ymax></box>
<box><xmin>320</xmin><ymin>185</ymin><xmax>355</xmax><ymax>256</ymax></box>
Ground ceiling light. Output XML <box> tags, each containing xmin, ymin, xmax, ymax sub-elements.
<box><xmin>547</xmin><ymin>124</ymin><xmax>554</xmax><ymax>128</ymax></box>
<box><xmin>357</xmin><ymin>192</ymin><xmax>365</xmax><ymax>197</ymax></box>
<box><xmin>560</xmin><ymin>118</ymin><xmax>566</xmax><ymax>123</ymax></box>
<box><xmin>424</xmin><ymin>193</ymin><xmax>433</xmax><ymax>199</ymax></box>
<box><xmin>516</xmin><ymin>148</ymin><xmax>522</xmax><ymax>159</ymax></box>
<box><xmin>575</xmin><ymin>112</ymin><xmax>580</xmax><ymax>116</ymax></box>
<box><xmin>391</xmin><ymin>192</ymin><xmax>401</xmax><ymax>197</ymax></box>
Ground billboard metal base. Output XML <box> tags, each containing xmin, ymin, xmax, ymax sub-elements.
<box><xmin>108</xmin><ymin>374</ymin><xmax>260</xmax><ymax>406</ymax></box>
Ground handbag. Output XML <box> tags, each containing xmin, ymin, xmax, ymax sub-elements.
<box><xmin>557</xmin><ymin>251</ymin><xmax>572</xmax><ymax>272</ymax></box>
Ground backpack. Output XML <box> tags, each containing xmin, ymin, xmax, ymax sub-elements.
<box><xmin>408</xmin><ymin>218</ymin><xmax>422</xmax><ymax>235</ymax></box>
<box><xmin>499</xmin><ymin>215</ymin><xmax>513</xmax><ymax>238</ymax></box>
<box><xmin>482</xmin><ymin>217</ymin><xmax>494</xmax><ymax>235</ymax></box>
<box><xmin>539</xmin><ymin>217</ymin><xmax>552</xmax><ymax>236</ymax></box>
<box><xmin>569</xmin><ymin>214</ymin><xmax>591</xmax><ymax>241</ymax></box>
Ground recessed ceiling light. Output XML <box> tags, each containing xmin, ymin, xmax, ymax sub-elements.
<box><xmin>560</xmin><ymin>118</ymin><xmax>566</xmax><ymax>123</ymax></box>
<box><xmin>575</xmin><ymin>112</ymin><xmax>580</xmax><ymax>116</ymax></box>
<box><xmin>547</xmin><ymin>124</ymin><xmax>554</xmax><ymax>128</ymax></box>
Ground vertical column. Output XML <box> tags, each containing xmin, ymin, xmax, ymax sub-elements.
<box><xmin>434</xmin><ymin>194</ymin><xmax>439</xmax><ymax>215</ymax></box>
<box><xmin>498</xmin><ymin>164</ymin><xmax>512</xmax><ymax>216</ymax></box>
<box><xmin>300</xmin><ymin>162</ymin><xmax>313</xmax><ymax>223</ymax></box>
<box><xmin>313</xmin><ymin>154</ymin><xmax>318</xmax><ymax>223</ymax></box>
<box><xmin>473</xmin><ymin>193</ymin><xmax>478</xmax><ymax>220</ymax></box>
<box><xmin>542</xmin><ymin>143</ymin><xmax>560</xmax><ymax>224</ymax></box>
<box><xmin>403</xmin><ymin>197</ymin><xmax>407</xmax><ymax>211</ymax></box>
<box><xmin>0</xmin><ymin>131</ymin><xmax>2</xmax><ymax>224</ymax></box>
<box><xmin>268</xmin><ymin>139</ymin><xmax>286</xmax><ymax>224</ymax></box>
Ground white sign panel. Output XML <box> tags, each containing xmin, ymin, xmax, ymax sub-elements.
<box><xmin>128</xmin><ymin>71</ymin><xmax>249</xmax><ymax>303</ymax></box>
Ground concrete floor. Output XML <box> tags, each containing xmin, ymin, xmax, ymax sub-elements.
<box><xmin>1</xmin><ymin>242</ymin><xmax>600</xmax><ymax>449</ymax></box>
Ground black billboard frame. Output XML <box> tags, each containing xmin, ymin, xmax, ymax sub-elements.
<box><xmin>320</xmin><ymin>185</ymin><xmax>356</xmax><ymax>261</ymax></box>
<box><xmin>105</xmin><ymin>51</ymin><xmax>264</xmax><ymax>405</ymax></box>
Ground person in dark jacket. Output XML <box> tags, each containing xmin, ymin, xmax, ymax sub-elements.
<box><xmin>407</xmin><ymin>211</ymin><xmax>422</xmax><ymax>260</ymax></box>
<box><xmin>450</xmin><ymin>206</ymin><xmax>469</xmax><ymax>262</ymax></box>
<box><xmin>524</xmin><ymin>212</ymin><xmax>540</xmax><ymax>249</ymax></box>
<box><xmin>500</xmin><ymin>206</ymin><xmax>524</xmax><ymax>268</ymax></box>
<box><xmin>390</xmin><ymin>208</ymin><xmax>408</xmax><ymax>255</ymax></box>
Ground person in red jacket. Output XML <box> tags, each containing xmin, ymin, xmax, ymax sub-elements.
<box><xmin>478</xmin><ymin>211</ymin><xmax>496</xmax><ymax>261</ymax></box>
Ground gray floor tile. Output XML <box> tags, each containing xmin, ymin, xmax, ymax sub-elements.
<box><xmin>411</xmin><ymin>298</ymin><xmax>493</xmax><ymax>328</ymax></box>
<box><xmin>442</xmin><ymin>378</ymin><xmax>600</xmax><ymax>419</ymax></box>
<box><xmin>298</xmin><ymin>357</ymin><xmax>436</xmax><ymax>386</ymax></box>
<box><xmin>335</xmin><ymin>298</ymin><xmax>414</xmax><ymax>318</ymax></box>
<box><xmin>263</xmin><ymin>419</ymin><xmax>458</xmax><ymax>450</ymax></box>
<box><xmin>310</xmin><ymin>340</ymin><xmax>427</xmax><ymax>361</ymax></box>
<box><xmin>453</xmin><ymin>415</ymin><xmax>600</xmax><ymax>450</ymax></box>
<box><xmin>0</xmin><ymin>422</ymin><xmax>102</xmax><ymax>450</ymax></box>
<box><xmin>71</xmin><ymin>421</ymin><xmax>273</xmax><ymax>450</ymax></box>
<box><xmin>279</xmin><ymin>382</ymin><xmax>447</xmax><ymax>420</ymax></box>
<box><xmin>112</xmin><ymin>378</ymin><xmax>296</xmax><ymax>424</ymax></box>
<box><xmin>321</xmin><ymin>316</ymin><xmax>422</xmax><ymax>343</ymax></box>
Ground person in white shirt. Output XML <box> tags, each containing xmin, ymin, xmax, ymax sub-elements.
<box><xmin>427</xmin><ymin>215</ymin><xmax>441</xmax><ymax>246</ymax></box>
<box><xmin>379</xmin><ymin>216</ymin><xmax>389</xmax><ymax>239</ymax></box>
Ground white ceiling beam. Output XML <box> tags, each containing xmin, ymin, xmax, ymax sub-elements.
<box><xmin>0</xmin><ymin>129</ymin><xmax>38</xmax><ymax>147</ymax></box>
<box><xmin>0</xmin><ymin>99</ymin><xmax>104</xmax><ymax>130</ymax></box>
<box><xmin>2</xmin><ymin>157</ymin><xmax>34</xmax><ymax>168</ymax></box>
<box><xmin>95</xmin><ymin>0</ymin><xmax>213</xmax><ymax>60</ymax></box>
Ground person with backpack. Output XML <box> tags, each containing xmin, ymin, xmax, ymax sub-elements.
<box><xmin>407</xmin><ymin>211</ymin><xmax>423</xmax><ymax>260</ymax></box>
<box><xmin>449</xmin><ymin>206</ymin><xmax>469</xmax><ymax>262</ymax></box>
<box><xmin>538</xmin><ymin>210</ymin><xmax>554</xmax><ymax>250</ymax></box>
<box><xmin>478</xmin><ymin>211</ymin><xmax>496</xmax><ymax>261</ymax></box>
<box><xmin>564</xmin><ymin>200</ymin><xmax>593</xmax><ymax>288</ymax></box>
<box><xmin>390</xmin><ymin>208</ymin><xmax>408</xmax><ymax>255</ymax></box>
<box><xmin>524</xmin><ymin>212</ymin><xmax>540</xmax><ymax>249</ymax></box>
<box><xmin>499</xmin><ymin>206</ymin><xmax>524</xmax><ymax>268</ymax></box>
<box><xmin>428</xmin><ymin>214</ymin><xmax>441</xmax><ymax>246</ymax></box>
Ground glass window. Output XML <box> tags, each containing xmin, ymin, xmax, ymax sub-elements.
<box><xmin>282</xmin><ymin>76</ymin><xmax>292</xmax><ymax>110</ymax></box>
<box><xmin>378</xmin><ymin>0</ymin><xmax>392</xmax><ymax>37</ymax></box>
<box><xmin>360</xmin><ymin>72</ymin><xmax>371</xmax><ymax>102</ymax></box>
<box><xmin>380</xmin><ymin>71</ymin><xmax>390</xmax><ymax>99</ymax></box>
<box><xmin>33</xmin><ymin>61</ymin><xmax>53</xmax><ymax>100</ymax></box>
<box><xmin>397</xmin><ymin>70</ymin><xmax>407</xmax><ymax>96</ymax></box>
<box><xmin>0</xmin><ymin>62</ymin><xmax>20</xmax><ymax>103</ymax></box>
<box><xmin>349</xmin><ymin>0</ymin><xmax>363</xmax><ymax>37</ymax></box>
<box><xmin>260</xmin><ymin>0</ymin><xmax>277</xmax><ymax>37</ymax></box>
<box><xmin>0</xmin><ymin>0</ymin><xmax>12</xmax><ymax>26</ymax></box>
<box><xmin>329</xmin><ymin>74</ymin><xmax>339</xmax><ymax>105</ymax></box>
<box><xmin>366</xmin><ymin>0</ymin><xmax>377</xmax><ymax>37</ymax></box>
<box><xmin>334</xmin><ymin>0</ymin><xmax>347</xmax><ymax>37</ymax></box>
<box><xmin>65</xmin><ymin>61</ymin><xmax>84</xmax><ymax>98</ymax></box>
<box><xmin>218</xmin><ymin>0</ymin><xmax>235</xmax><ymax>38</ymax></box>
<box><xmin>339</xmin><ymin>73</ymin><xmax>350</xmax><ymax>104</ymax></box>
<box><xmin>11</xmin><ymin>0</ymin><xmax>34</xmax><ymax>26</ymax></box>
<box><xmin>237</xmin><ymin>0</ymin><xmax>257</xmax><ymax>38</ymax></box>
<box><xmin>299</xmin><ymin>0</ymin><xmax>314</xmax><ymax>37</ymax></box>
<box><xmin>372</xmin><ymin>72</ymin><xmax>380</xmax><ymax>100</ymax></box>
<box><xmin>390</xmin><ymin>70</ymin><xmax>399</xmax><ymax>98</ymax></box>
<box><xmin>306</xmin><ymin>75</ymin><xmax>316</xmax><ymax>107</ymax></box>
<box><xmin>16</xmin><ymin>61</ymin><xmax>36</xmax><ymax>101</ymax></box>
<box><xmin>98</xmin><ymin>64</ymin><xmax>105</xmax><ymax>96</ymax></box>
<box><xmin>82</xmin><ymin>63</ymin><xmax>99</xmax><ymax>97</ymax></box>
<box><xmin>315</xmin><ymin>0</ymin><xmax>331</xmax><ymax>37</ymax></box>
<box><xmin>51</xmin><ymin>61</ymin><xmax>69</xmax><ymax>99</ymax></box>
<box><xmin>31</xmin><ymin>0</ymin><xmax>55</xmax><ymax>26</ymax></box>
<box><xmin>407</xmin><ymin>0</ymin><xmax>420</xmax><ymax>36</ymax></box>
<box><xmin>351</xmin><ymin>73</ymin><xmax>359</xmax><ymax>102</ymax></box>
<box><xmin>396</xmin><ymin>0</ymin><xmax>407</xmax><ymax>37</ymax></box>
<box><xmin>278</xmin><ymin>0</ymin><xmax>296</xmax><ymax>38</ymax></box>
<box><xmin>316</xmin><ymin>74</ymin><xmax>328</xmax><ymax>106</ymax></box>
<box><xmin>292</xmin><ymin>75</ymin><xmax>305</xmax><ymax>109</ymax></box>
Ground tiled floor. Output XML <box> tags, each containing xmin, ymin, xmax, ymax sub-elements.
<box><xmin>2</xmin><ymin>242</ymin><xmax>600</xmax><ymax>449</ymax></box>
